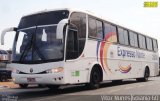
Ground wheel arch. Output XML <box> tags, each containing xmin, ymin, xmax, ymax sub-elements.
<box><xmin>88</xmin><ymin>63</ymin><xmax>103</xmax><ymax>82</ymax></box>
<box><xmin>145</xmin><ymin>66</ymin><xmax>150</xmax><ymax>76</ymax></box>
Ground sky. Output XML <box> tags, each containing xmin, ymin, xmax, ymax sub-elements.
<box><xmin>0</xmin><ymin>0</ymin><xmax>160</xmax><ymax>51</ymax></box>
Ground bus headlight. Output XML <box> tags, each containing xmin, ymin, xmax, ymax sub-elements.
<box><xmin>12</xmin><ymin>68</ymin><xmax>20</xmax><ymax>74</ymax></box>
<box><xmin>12</xmin><ymin>78</ymin><xmax>16</xmax><ymax>82</ymax></box>
<box><xmin>46</xmin><ymin>67</ymin><xmax>64</xmax><ymax>73</ymax></box>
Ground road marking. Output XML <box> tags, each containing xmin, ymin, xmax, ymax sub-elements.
<box><xmin>153</xmin><ymin>82</ymin><xmax>160</xmax><ymax>84</ymax></box>
<box><xmin>33</xmin><ymin>95</ymin><xmax>68</xmax><ymax>101</ymax></box>
<box><xmin>137</xmin><ymin>84</ymin><xmax>145</xmax><ymax>87</ymax></box>
<box><xmin>61</xmin><ymin>96</ymin><xmax>85</xmax><ymax>101</ymax></box>
<box><xmin>33</xmin><ymin>95</ymin><xmax>92</xmax><ymax>101</ymax></box>
<box><xmin>108</xmin><ymin>89</ymin><xmax>121</xmax><ymax>93</ymax></box>
<box><xmin>125</xmin><ymin>86</ymin><xmax>135</xmax><ymax>90</ymax></box>
<box><xmin>146</xmin><ymin>83</ymin><xmax>155</xmax><ymax>86</ymax></box>
<box><xmin>0</xmin><ymin>86</ymin><xmax>8</xmax><ymax>89</ymax></box>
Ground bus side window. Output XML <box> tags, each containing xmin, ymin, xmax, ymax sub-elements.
<box><xmin>153</xmin><ymin>39</ymin><xmax>158</xmax><ymax>52</ymax></box>
<box><xmin>104</xmin><ymin>23</ymin><xmax>111</xmax><ymax>41</ymax></box>
<box><xmin>146</xmin><ymin>37</ymin><xmax>153</xmax><ymax>51</ymax></box>
<box><xmin>118</xmin><ymin>27</ymin><xmax>125</xmax><ymax>45</ymax></box>
<box><xmin>96</xmin><ymin>20</ymin><xmax>103</xmax><ymax>40</ymax></box>
<box><xmin>66</xmin><ymin>28</ymin><xmax>78</xmax><ymax>60</ymax></box>
<box><xmin>129</xmin><ymin>31</ymin><xmax>138</xmax><ymax>47</ymax></box>
<box><xmin>138</xmin><ymin>34</ymin><xmax>146</xmax><ymax>49</ymax></box>
<box><xmin>88</xmin><ymin>17</ymin><xmax>103</xmax><ymax>40</ymax></box>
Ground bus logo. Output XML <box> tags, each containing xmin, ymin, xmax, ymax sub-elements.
<box><xmin>119</xmin><ymin>64</ymin><xmax>132</xmax><ymax>73</ymax></box>
<box><xmin>30</xmin><ymin>68</ymin><xmax>33</xmax><ymax>73</ymax></box>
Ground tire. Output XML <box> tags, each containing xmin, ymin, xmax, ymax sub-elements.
<box><xmin>136</xmin><ymin>68</ymin><xmax>149</xmax><ymax>82</ymax></box>
<box><xmin>0</xmin><ymin>75</ymin><xmax>7</xmax><ymax>82</ymax></box>
<box><xmin>87</xmin><ymin>67</ymin><xmax>101</xmax><ymax>89</ymax></box>
<box><xmin>19</xmin><ymin>84</ymin><xmax>28</xmax><ymax>88</ymax></box>
<box><xmin>47</xmin><ymin>85</ymin><xmax>60</xmax><ymax>91</ymax></box>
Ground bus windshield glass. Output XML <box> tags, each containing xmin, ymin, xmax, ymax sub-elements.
<box><xmin>13</xmin><ymin>10</ymin><xmax>69</xmax><ymax>64</ymax></box>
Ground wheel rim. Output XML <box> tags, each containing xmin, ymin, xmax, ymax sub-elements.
<box><xmin>1</xmin><ymin>76</ymin><xmax>6</xmax><ymax>82</ymax></box>
<box><xmin>92</xmin><ymin>72</ymin><xmax>100</xmax><ymax>84</ymax></box>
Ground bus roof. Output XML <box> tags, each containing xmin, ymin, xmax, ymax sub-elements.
<box><xmin>22</xmin><ymin>8</ymin><xmax>157</xmax><ymax>40</ymax></box>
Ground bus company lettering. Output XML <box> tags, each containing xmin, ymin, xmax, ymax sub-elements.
<box><xmin>136</xmin><ymin>50</ymin><xmax>145</xmax><ymax>58</ymax></box>
<box><xmin>117</xmin><ymin>47</ymin><xmax>145</xmax><ymax>58</ymax></box>
<box><xmin>117</xmin><ymin>47</ymin><xmax>135</xmax><ymax>58</ymax></box>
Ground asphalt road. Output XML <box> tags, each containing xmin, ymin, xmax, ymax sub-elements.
<box><xmin>1</xmin><ymin>77</ymin><xmax>160</xmax><ymax>101</ymax></box>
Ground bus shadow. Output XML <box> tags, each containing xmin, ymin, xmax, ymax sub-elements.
<box><xmin>7</xmin><ymin>79</ymin><xmax>153</xmax><ymax>100</ymax></box>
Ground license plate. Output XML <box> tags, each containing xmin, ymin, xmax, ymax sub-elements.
<box><xmin>27</xmin><ymin>78</ymin><xmax>36</xmax><ymax>83</ymax></box>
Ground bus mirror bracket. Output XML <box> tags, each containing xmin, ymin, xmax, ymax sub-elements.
<box><xmin>56</xmin><ymin>19</ymin><xmax>69</xmax><ymax>39</ymax></box>
<box><xmin>1</xmin><ymin>27</ymin><xmax>17</xmax><ymax>45</ymax></box>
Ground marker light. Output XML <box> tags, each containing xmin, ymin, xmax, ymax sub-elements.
<box><xmin>46</xmin><ymin>67</ymin><xmax>64</xmax><ymax>73</ymax></box>
<box><xmin>12</xmin><ymin>68</ymin><xmax>19</xmax><ymax>74</ymax></box>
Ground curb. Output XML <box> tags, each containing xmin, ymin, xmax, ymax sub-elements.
<box><xmin>0</xmin><ymin>86</ymin><xmax>8</xmax><ymax>89</ymax></box>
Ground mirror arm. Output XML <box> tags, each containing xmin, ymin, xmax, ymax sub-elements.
<box><xmin>56</xmin><ymin>19</ymin><xmax>69</xmax><ymax>39</ymax></box>
<box><xmin>1</xmin><ymin>27</ymin><xmax>17</xmax><ymax>45</ymax></box>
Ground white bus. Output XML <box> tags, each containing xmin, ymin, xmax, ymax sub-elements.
<box><xmin>1</xmin><ymin>8</ymin><xmax>159</xmax><ymax>90</ymax></box>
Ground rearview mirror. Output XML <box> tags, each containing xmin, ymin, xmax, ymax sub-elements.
<box><xmin>1</xmin><ymin>27</ymin><xmax>17</xmax><ymax>45</ymax></box>
<box><xmin>56</xmin><ymin>19</ymin><xmax>69</xmax><ymax>39</ymax></box>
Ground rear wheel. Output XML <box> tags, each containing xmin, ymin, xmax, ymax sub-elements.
<box><xmin>0</xmin><ymin>75</ymin><xmax>7</xmax><ymax>82</ymax></box>
<box><xmin>136</xmin><ymin>68</ymin><xmax>149</xmax><ymax>82</ymax></box>
<box><xmin>87</xmin><ymin>67</ymin><xmax>101</xmax><ymax>89</ymax></box>
<box><xmin>19</xmin><ymin>84</ymin><xmax>28</xmax><ymax>88</ymax></box>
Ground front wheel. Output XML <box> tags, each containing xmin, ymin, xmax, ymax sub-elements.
<box><xmin>19</xmin><ymin>84</ymin><xmax>28</xmax><ymax>88</ymax></box>
<box><xmin>87</xmin><ymin>67</ymin><xmax>101</xmax><ymax>89</ymax></box>
<box><xmin>0</xmin><ymin>75</ymin><xmax>7</xmax><ymax>82</ymax></box>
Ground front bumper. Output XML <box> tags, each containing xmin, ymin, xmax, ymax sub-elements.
<box><xmin>12</xmin><ymin>73</ymin><xmax>65</xmax><ymax>85</ymax></box>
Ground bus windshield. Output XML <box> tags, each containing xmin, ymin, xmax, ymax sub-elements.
<box><xmin>12</xmin><ymin>10</ymin><xmax>69</xmax><ymax>64</ymax></box>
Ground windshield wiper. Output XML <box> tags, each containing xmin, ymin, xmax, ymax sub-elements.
<box><xmin>33</xmin><ymin>45</ymin><xmax>46</xmax><ymax>60</ymax></box>
<box><xmin>19</xmin><ymin>34</ymin><xmax>46</xmax><ymax>62</ymax></box>
<box><xmin>19</xmin><ymin>40</ymin><xmax>33</xmax><ymax>63</ymax></box>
